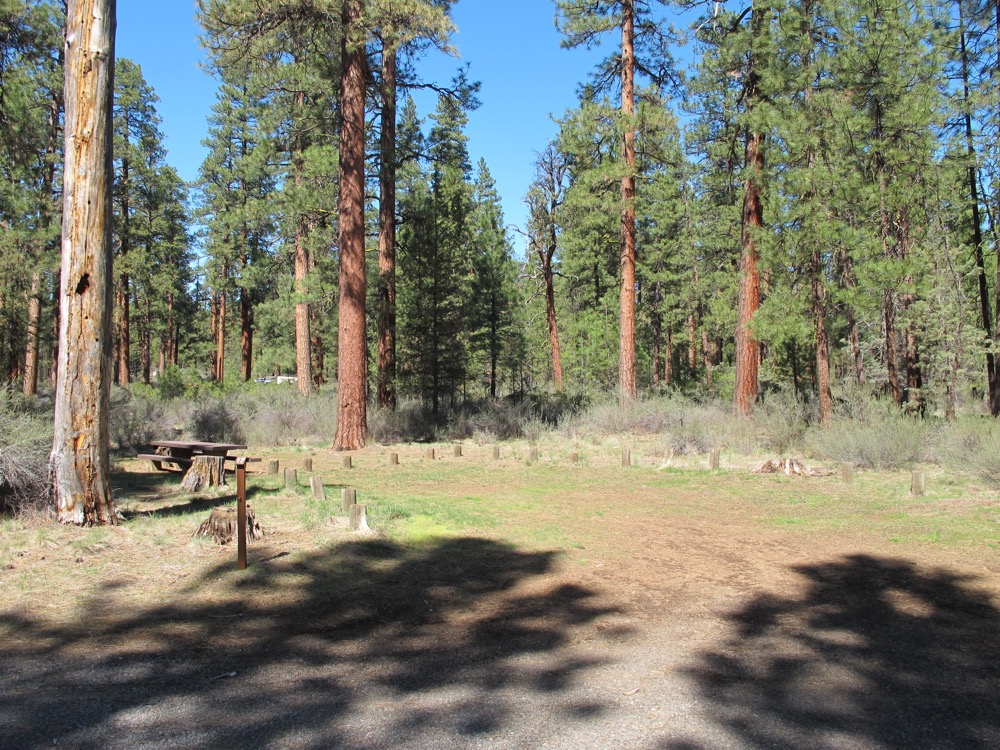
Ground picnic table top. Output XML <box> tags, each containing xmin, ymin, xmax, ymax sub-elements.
<box><xmin>150</xmin><ymin>440</ymin><xmax>248</xmax><ymax>453</ymax></box>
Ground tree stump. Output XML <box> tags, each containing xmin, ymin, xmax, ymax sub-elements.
<box><xmin>426</xmin><ymin>448</ymin><xmax>435</xmax><ymax>460</ymax></box>
<box><xmin>911</xmin><ymin>471</ymin><xmax>926</xmax><ymax>497</ymax></box>
<box><xmin>181</xmin><ymin>456</ymin><xmax>225</xmax><ymax>492</ymax></box>
<box><xmin>569</xmin><ymin>452</ymin><xmax>579</xmax><ymax>465</ymax></box>
<box><xmin>454</xmin><ymin>444</ymin><xmax>463</xmax><ymax>458</ymax></box>
<box><xmin>350</xmin><ymin>503</ymin><xmax>369</xmax><ymax>532</ymax></box>
<box><xmin>267</xmin><ymin>459</ymin><xmax>279</xmax><ymax>474</ymax></box>
<box><xmin>341</xmin><ymin>487</ymin><xmax>356</xmax><ymax>512</ymax></box>
<box><xmin>284</xmin><ymin>468</ymin><xmax>298</xmax><ymax>489</ymax></box>
<box><xmin>310</xmin><ymin>475</ymin><xmax>325</xmax><ymax>501</ymax></box>
<box><xmin>303</xmin><ymin>458</ymin><xmax>313</xmax><ymax>472</ymax></box>
<box><xmin>709</xmin><ymin>448</ymin><xmax>721</xmax><ymax>470</ymax></box>
<box><xmin>195</xmin><ymin>505</ymin><xmax>261</xmax><ymax>545</ymax></box>
<box><xmin>390</xmin><ymin>452</ymin><xmax>399</xmax><ymax>465</ymax></box>
<box><xmin>342</xmin><ymin>456</ymin><xmax>353</xmax><ymax>469</ymax></box>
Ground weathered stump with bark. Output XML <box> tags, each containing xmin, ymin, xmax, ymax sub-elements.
<box><xmin>181</xmin><ymin>456</ymin><xmax>226</xmax><ymax>492</ymax></box>
<box><xmin>195</xmin><ymin>505</ymin><xmax>262</xmax><ymax>545</ymax></box>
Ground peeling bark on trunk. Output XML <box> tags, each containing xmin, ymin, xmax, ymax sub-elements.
<box><xmin>292</xmin><ymin>90</ymin><xmax>313</xmax><ymax>396</ymax></box>
<box><xmin>376</xmin><ymin>45</ymin><xmax>397</xmax><ymax>410</ymax></box>
<box><xmin>50</xmin><ymin>0</ymin><xmax>117</xmax><ymax>526</ymax></box>
<box><xmin>618</xmin><ymin>0</ymin><xmax>637</xmax><ymax>405</ymax></box>
<box><xmin>215</xmin><ymin>286</ymin><xmax>226</xmax><ymax>384</ymax></box>
<box><xmin>734</xmin><ymin>5</ymin><xmax>765</xmax><ymax>417</ymax></box>
<box><xmin>240</xmin><ymin>286</ymin><xmax>253</xmax><ymax>382</ymax></box>
<box><xmin>734</xmin><ymin>126</ymin><xmax>764</xmax><ymax>416</ymax></box>
<box><xmin>333</xmin><ymin>0</ymin><xmax>368</xmax><ymax>451</ymax></box>
<box><xmin>23</xmin><ymin>272</ymin><xmax>42</xmax><ymax>397</ymax></box>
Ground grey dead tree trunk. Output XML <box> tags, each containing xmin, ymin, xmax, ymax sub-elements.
<box><xmin>50</xmin><ymin>0</ymin><xmax>117</xmax><ymax>525</ymax></box>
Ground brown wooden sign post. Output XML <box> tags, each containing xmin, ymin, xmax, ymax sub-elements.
<box><xmin>235</xmin><ymin>457</ymin><xmax>261</xmax><ymax>571</ymax></box>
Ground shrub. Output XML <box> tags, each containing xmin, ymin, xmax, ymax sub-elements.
<box><xmin>934</xmin><ymin>418</ymin><xmax>1000</xmax><ymax>487</ymax></box>
<box><xmin>109</xmin><ymin>386</ymin><xmax>166</xmax><ymax>450</ymax></box>
<box><xmin>805</xmin><ymin>415</ymin><xmax>926</xmax><ymax>469</ymax></box>
<box><xmin>0</xmin><ymin>389</ymin><xmax>52</xmax><ymax>515</ymax></box>
<box><xmin>188</xmin><ymin>398</ymin><xmax>244</xmax><ymax>444</ymax></box>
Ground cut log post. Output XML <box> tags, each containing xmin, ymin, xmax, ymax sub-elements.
<box><xmin>426</xmin><ymin>448</ymin><xmax>435</xmax><ymax>460</ymax></box>
<box><xmin>303</xmin><ymin>457</ymin><xmax>313</xmax><ymax>472</ymax></box>
<box><xmin>492</xmin><ymin>445</ymin><xmax>500</xmax><ymax>460</ymax></box>
<box><xmin>569</xmin><ymin>452</ymin><xmax>579</xmax><ymax>465</ymax></box>
<box><xmin>310</xmin><ymin>475</ymin><xmax>325</xmax><ymax>502</ymax></box>
<box><xmin>709</xmin><ymin>448</ymin><xmax>721</xmax><ymax>470</ymax></box>
<box><xmin>454</xmin><ymin>445</ymin><xmax>463</xmax><ymax>458</ymax></box>
<box><xmin>341</xmin><ymin>487</ymin><xmax>356</xmax><ymax>512</ymax></box>
<box><xmin>842</xmin><ymin>462</ymin><xmax>855</xmax><ymax>483</ymax></box>
<box><xmin>911</xmin><ymin>471</ymin><xmax>926</xmax><ymax>497</ymax></box>
<box><xmin>268</xmin><ymin>459</ymin><xmax>279</xmax><ymax>475</ymax></box>
<box><xmin>195</xmin><ymin>505</ymin><xmax>261</xmax><ymax>545</ymax></box>
<box><xmin>350</xmin><ymin>503</ymin><xmax>369</xmax><ymax>532</ymax></box>
<box><xmin>284</xmin><ymin>468</ymin><xmax>298</xmax><ymax>489</ymax></box>
<box><xmin>390</xmin><ymin>452</ymin><xmax>399</xmax><ymax>466</ymax></box>
<box><xmin>342</xmin><ymin>456</ymin><xmax>353</xmax><ymax>469</ymax></box>
<box><xmin>181</xmin><ymin>456</ymin><xmax>226</xmax><ymax>493</ymax></box>
<box><xmin>622</xmin><ymin>448</ymin><xmax>631</xmax><ymax>467</ymax></box>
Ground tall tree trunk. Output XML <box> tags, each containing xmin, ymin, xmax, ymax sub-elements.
<box><xmin>734</xmin><ymin>5</ymin><xmax>765</xmax><ymax>416</ymax></box>
<box><xmin>209</xmin><ymin>292</ymin><xmax>218</xmax><ymax>381</ymax></box>
<box><xmin>376</xmin><ymin>44</ymin><xmax>397</xmax><ymax>410</ymax></box>
<box><xmin>538</xmin><ymin>233</ymin><xmax>564</xmax><ymax>389</ymax></box>
<box><xmin>333</xmin><ymin>0</ymin><xmax>367</xmax><ymax>451</ymax></box>
<box><xmin>215</xmin><ymin>286</ymin><xmax>226</xmax><ymax>384</ymax></box>
<box><xmin>240</xmin><ymin>286</ymin><xmax>253</xmax><ymax>382</ymax></box>
<box><xmin>23</xmin><ymin>272</ymin><xmax>42</xmax><ymax>397</ymax></box>
<box><xmin>292</xmin><ymin>90</ymin><xmax>313</xmax><ymax>396</ymax></box>
<box><xmin>165</xmin><ymin>291</ymin><xmax>176</xmax><ymax>367</ymax></box>
<box><xmin>116</xmin><ymin>148</ymin><xmax>130</xmax><ymax>387</ymax></box>
<box><xmin>618</xmin><ymin>0</ymin><xmax>637</xmax><ymax>405</ymax></box>
<box><xmin>734</xmin><ymin>135</ymin><xmax>764</xmax><ymax>415</ymax></box>
<box><xmin>115</xmin><ymin>270</ymin><xmax>129</xmax><ymax>385</ymax></box>
<box><xmin>51</xmin><ymin>0</ymin><xmax>117</xmax><ymax>526</ymax></box>
<box><xmin>959</xmin><ymin>7</ymin><xmax>998</xmax><ymax>413</ymax></box>
<box><xmin>140</xmin><ymin>294</ymin><xmax>151</xmax><ymax>383</ymax></box>
<box><xmin>812</xmin><ymin>248</ymin><xmax>833</xmax><ymax>424</ymax></box>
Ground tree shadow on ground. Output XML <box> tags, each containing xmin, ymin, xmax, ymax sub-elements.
<box><xmin>660</xmin><ymin>554</ymin><xmax>1000</xmax><ymax>750</ymax></box>
<box><xmin>0</xmin><ymin>536</ymin><xmax>624</xmax><ymax>749</ymax></box>
<box><xmin>122</xmin><ymin>486</ymin><xmax>268</xmax><ymax>519</ymax></box>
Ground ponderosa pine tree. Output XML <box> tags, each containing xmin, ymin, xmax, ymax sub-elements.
<box><xmin>371</xmin><ymin>0</ymin><xmax>456</xmax><ymax>410</ymax></box>
<box><xmin>556</xmin><ymin>0</ymin><xmax>676</xmax><ymax>403</ymax></box>
<box><xmin>50</xmin><ymin>0</ymin><xmax>116</xmax><ymax>525</ymax></box>
<box><xmin>112</xmin><ymin>58</ymin><xmax>168</xmax><ymax>386</ymax></box>
<box><xmin>0</xmin><ymin>0</ymin><xmax>64</xmax><ymax>394</ymax></box>
<box><xmin>333</xmin><ymin>0</ymin><xmax>367</xmax><ymax>450</ymax></box>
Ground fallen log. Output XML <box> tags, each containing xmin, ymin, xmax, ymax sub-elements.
<box><xmin>750</xmin><ymin>457</ymin><xmax>830</xmax><ymax>476</ymax></box>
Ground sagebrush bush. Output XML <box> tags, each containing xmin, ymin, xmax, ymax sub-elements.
<box><xmin>934</xmin><ymin>418</ymin><xmax>1000</xmax><ymax>486</ymax></box>
<box><xmin>805</xmin><ymin>415</ymin><xmax>926</xmax><ymax>469</ymax></box>
<box><xmin>754</xmin><ymin>391</ymin><xmax>812</xmax><ymax>454</ymax></box>
<box><xmin>368</xmin><ymin>399</ymin><xmax>437</xmax><ymax>444</ymax></box>
<box><xmin>0</xmin><ymin>389</ymin><xmax>52</xmax><ymax>514</ymax></box>
<box><xmin>110</xmin><ymin>386</ymin><xmax>167</xmax><ymax>450</ymax></box>
<box><xmin>229</xmin><ymin>387</ymin><xmax>338</xmax><ymax>446</ymax></box>
<box><xmin>188</xmin><ymin>397</ymin><xmax>244</xmax><ymax>444</ymax></box>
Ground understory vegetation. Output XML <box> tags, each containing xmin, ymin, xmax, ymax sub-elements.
<box><xmin>4</xmin><ymin>381</ymin><xmax>1000</xmax><ymax>517</ymax></box>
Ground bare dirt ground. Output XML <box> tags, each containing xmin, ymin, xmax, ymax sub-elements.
<box><xmin>2</xmin><ymin>446</ymin><xmax>999</xmax><ymax>749</ymax></box>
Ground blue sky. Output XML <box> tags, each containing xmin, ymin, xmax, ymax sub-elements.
<box><xmin>116</xmin><ymin>1</ymin><xmax>619</xmax><ymax>255</ymax></box>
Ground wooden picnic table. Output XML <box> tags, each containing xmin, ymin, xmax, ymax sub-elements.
<box><xmin>138</xmin><ymin>440</ymin><xmax>248</xmax><ymax>472</ymax></box>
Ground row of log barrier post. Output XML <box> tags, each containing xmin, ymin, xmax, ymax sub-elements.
<box><xmin>340</xmin><ymin>487</ymin><xmax>368</xmax><ymax>530</ymax></box>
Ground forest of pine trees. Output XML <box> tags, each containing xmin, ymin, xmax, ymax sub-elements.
<box><xmin>6</xmin><ymin>0</ymin><xmax>1000</xmax><ymax>468</ymax></box>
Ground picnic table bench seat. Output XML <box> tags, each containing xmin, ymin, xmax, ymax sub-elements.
<box><xmin>136</xmin><ymin>452</ymin><xmax>193</xmax><ymax>471</ymax></box>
